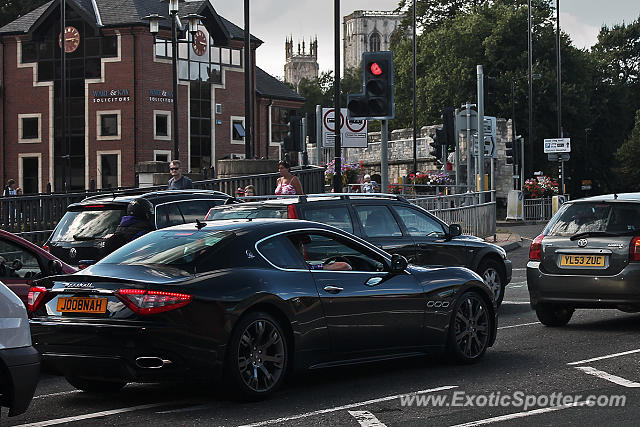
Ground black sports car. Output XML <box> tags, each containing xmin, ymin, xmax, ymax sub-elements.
<box><xmin>29</xmin><ymin>219</ymin><xmax>497</xmax><ymax>399</ymax></box>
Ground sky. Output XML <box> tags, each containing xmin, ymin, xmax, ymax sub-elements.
<box><xmin>208</xmin><ymin>0</ymin><xmax>640</xmax><ymax>79</ymax></box>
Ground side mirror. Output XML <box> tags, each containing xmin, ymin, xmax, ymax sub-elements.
<box><xmin>390</xmin><ymin>254</ymin><xmax>408</xmax><ymax>273</ymax></box>
<box><xmin>448</xmin><ymin>224</ymin><xmax>462</xmax><ymax>238</ymax></box>
<box><xmin>48</xmin><ymin>259</ymin><xmax>63</xmax><ymax>275</ymax></box>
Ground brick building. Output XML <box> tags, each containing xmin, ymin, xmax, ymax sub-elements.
<box><xmin>0</xmin><ymin>0</ymin><xmax>304</xmax><ymax>193</ymax></box>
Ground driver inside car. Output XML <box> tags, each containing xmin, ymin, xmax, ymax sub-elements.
<box><xmin>291</xmin><ymin>235</ymin><xmax>352</xmax><ymax>271</ymax></box>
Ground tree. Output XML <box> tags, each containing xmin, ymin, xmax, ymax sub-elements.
<box><xmin>614</xmin><ymin>110</ymin><xmax>640</xmax><ymax>191</ymax></box>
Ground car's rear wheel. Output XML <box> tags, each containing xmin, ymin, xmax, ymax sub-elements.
<box><xmin>226</xmin><ymin>311</ymin><xmax>288</xmax><ymax>400</ymax></box>
<box><xmin>448</xmin><ymin>291</ymin><xmax>492</xmax><ymax>363</ymax></box>
<box><xmin>535</xmin><ymin>303</ymin><xmax>574</xmax><ymax>326</ymax></box>
<box><xmin>65</xmin><ymin>375</ymin><xmax>126</xmax><ymax>392</ymax></box>
<box><xmin>478</xmin><ymin>259</ymin><xmax>505</xmax><ymax>307</ymax></box>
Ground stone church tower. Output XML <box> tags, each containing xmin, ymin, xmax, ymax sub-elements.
<box><xmin>284</xmin><ymin>36</ymin><xmax>319</xmax><ymax>92</ymax></box>
<box><xmin>343</xmin><ymin>10</ymin><xmax>403</xmax><ymax>72</ymax></box>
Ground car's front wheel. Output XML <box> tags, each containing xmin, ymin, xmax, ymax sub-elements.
<box><xmin>447</xmin><ymin>291</ymin><xmax>492</xmax><ymax>363</ymax></box>
<box><xmin>65</xmin><ymin>375</ymin><xmax>126</xmax><ymax>393</ymax></box>
<box><xmin>226</xmin><ymin>311</ymin><xmax>289</xmax><ymax>399</ymax></box>
<box><xmin>478</xmin><ymin>259</ymin><xmax>505</xmax><ymax>307</ymax></box>
<box><xmin>535</xmin><ymin>303</ymin><xmax>574</xmax><ymax>326</ymax></box>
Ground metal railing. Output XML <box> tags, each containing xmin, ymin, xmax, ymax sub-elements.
<box><xmin>0</xmin><ymin>166</ymin><xmax>325</xmax><ymax>233</ymax></box>
<box><xmin>523</xmin><ymin>197</ymin><xmax>553</xmax><ymax>221</ymax></box>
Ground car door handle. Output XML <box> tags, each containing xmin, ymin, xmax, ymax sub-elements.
<box><xmin>365</xmin><ymin>277</ymin><xmax>383</xmax><ymax>287</ymax></box>
<box><xmin>323</xmin><ymin>285</ymin><xmax>344</xmax><ymax>294</ymax></box>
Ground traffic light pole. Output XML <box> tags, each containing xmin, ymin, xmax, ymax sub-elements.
<box><xmin>477</xmin><ymin>65</ymin><xmax>485</xmax><ymax>203</ymax></box>
<box><xmin>333</xmin><ymin>0</ymin><xmax>342</xmax><ymax>193</ymax></box>
<box><xmin>465</xmin><ymin>103</ymin><xmax>473</xmax><ymax>192</ymax></box>
<box><xmin>454</xmin><ymin>108</ymin><xmax>460</xmax><ymax>194</ymax></box>
<box><xmin>381</xmin><ymin>120</ymin><xmax>389</xmax><ymax>193</ymax></box>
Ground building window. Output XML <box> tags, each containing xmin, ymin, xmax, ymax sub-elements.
<box><xmin>154</xmin><ymin>111</ymin><xmax>171</xmax><ymax>140</ymax></box>
<box><xmin>97</xmin><ymin>111</ymin><xmax>121</xmax><ymax>140</ymax></box>
<box><xmin>154</xmin><ymin>150</ymin><xmax>171</xmax><ymax>162</ymax></box>
<box><xmin>271</xmin><ymin>108</ymin><xmax>295</xmax><ymax>143</ymax></box>
<box><xmin>18</xmin><ymin>154</ymin><xmax>42</xmax><ymax>194</ymax></box>
<box><xmin>369</xmin><ymin>33</ymin><xmax>381</xmax><ymax>51</ymax></box>
<box><xmin>18</xmin><ymin>114</ymin><xmax>41</xmax><ymax>143</ymax></box>
<box><xmin>231</xmin><ymin>117</ymin><xmax>245</xmax><ymax>144</ymax></box>
<box><xmin>97</xmin><ymin>150</ymin><xmax>121</xmax><ymax>189</ymax></box>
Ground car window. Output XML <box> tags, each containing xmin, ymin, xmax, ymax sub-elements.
<box><xmin>50</xmin><ymin>209</ymin><xmax>125</xmax><ymax>242</ymax></box>
<box><xmin>155</xmin><ymin>202</ymin><xmax>184</xmax><ymax>229</ymax></box>
<box><xmin>0</xmin><ymin>238</ymin><xmax>43</xmax><ymax>279</ymax></box>
<box><xmin>303</xmin><ymin>206</ymin><xmax>354</xmax><ymax>233</ymax></box>
<box><xmin>207</xmin><ymin>206</ymin><xmax>288</xmax><ymax>220</ymax></box>
<box><xmin>257</xmin><ymin>235</ymin><xmax>307</xmax><ymax>270</ymax></box>
<box><xmin>392</xmin><ymin>205</ymin><xmax>446</xmax><ymax>237</ymax></box>
<box><xmin>288</xmin><ymin>232</ymin><xmax>385</xmax><ymax>272</ymax></box>
<box><xmin>546</xmin><ymin>202</ymin><xmax>640</xmax><ymax>236</ymax></box>
<box><xmin>179</xmin><ymin>200</ymin><xmax>223</xmax><ymax>223</ymax></box>
<box><xmin>354</xmin><ymin>205</ymin><xmax>402</xmax><ymax>238</ymax></box>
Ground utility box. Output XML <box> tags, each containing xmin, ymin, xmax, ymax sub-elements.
<box><xmin>506</xmin><ymin>190</ymin><xmax>524</xmax><ymax>220</ymax></box>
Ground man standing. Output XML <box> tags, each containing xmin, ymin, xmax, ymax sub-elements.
<box><xmin>167</xmin><ymin>160</ymin><xmax>193</xmax><ymax>190</ymax></box>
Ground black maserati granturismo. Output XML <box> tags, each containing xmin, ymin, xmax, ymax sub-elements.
<box><xmin>29</xmin><ymin>219</ymin><xmax>497</xmax><ymax>398</ymax></box>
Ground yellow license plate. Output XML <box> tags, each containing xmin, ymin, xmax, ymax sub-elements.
<box><xmin>57</xmin><ymin>297</ymin><xmax>108</xmax><ymax>313</ymax></box>
<box><xmin>560</xmin><ymin>254</ymin><xmax>606</xmax><ymax>267</ymax></box>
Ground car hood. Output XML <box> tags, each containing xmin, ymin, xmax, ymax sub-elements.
<box><xmin>455</xmin><ymin>234</ymin><xmax>484</xmax><ymax>242</ymax></box>
<box><xmin>76</xmin><ymin>263</ymin><xmax>194</xmax><ymax>284</ymax></box>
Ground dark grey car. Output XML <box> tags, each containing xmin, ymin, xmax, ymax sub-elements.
<box><xmin>527</xmin><ymin>193</ymin><xmax>640</xmax><ymax>326</ymax></box>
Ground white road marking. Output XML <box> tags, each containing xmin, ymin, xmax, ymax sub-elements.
<box><xmin>348</xmin><ymin>410</ymin><xmax>387</xmax><ymax>427</ymax></box>
<box><xmin>449</xmin><ymin>400</ymin><xmax>589</xmax><ymax>427</ymax></box>
<box><xmin>512</xmin><ymin>268</ymin><xmax>527</xmax><ymax>272</ymax></box>
<box><xmin>567</xmin><ymin>348</ymin><xmax>640</xmax><ymax>366</ymax></box>
<box><xmin>575</xmin><ymin>366</ymin><xmax>640</xmax><ymax>388</ymax></box>
<box><xmin>501</xmin><ymin>301</ymin><xmax>530</xmax><ymax>305</ymax></box>
<box><xmin>156</xmin><ymin>404</ymin><xmax>212</xmax><ymax>414</ymax></box>
<box><xmin>237</xmin><ymin>386</ymin><xmax>458</xmax><ymax>427</ymax></box>
<box><xmin>497</xmin><ymin>321</ymin><xmax>540</xmax><ymax>330</ymax></box>
<box><xmin>13</xmin><ymin>402</ymin><xmax>168</xmax><ymax>427</ymax></box>
<box><xmin>33</xmin><ymin>390</ymin><xmax>80</xmax><ymax>399</ymax></box>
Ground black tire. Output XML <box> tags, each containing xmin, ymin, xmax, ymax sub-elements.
<box><xmin>447</xmin><ymin>291</ymin><xmax>492</xmax><ymax>363</ymax></box>
<box><xmin>535</xmin><ymin>303</ymin><xmax>574</xmax><ymax>327</ymax></box>
<box><xmin>65</xmin><ymin>375</ymin><xmax>126</xmax><ymax>393</ymax></box>
<box><xmin>478</xmin><ymin>259</ymin><xmax>505</xmax><ymax>307</ymax></box>
<box><xmin>225</xmin><ymin>311</ymin><xmax>289</xmax><ymax>400</ymax></box>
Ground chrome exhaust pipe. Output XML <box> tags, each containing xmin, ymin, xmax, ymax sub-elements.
<box><xmin>135</xmin><ymin>357</ymin><xmax>172</xmax><ymax>369</ymax></box>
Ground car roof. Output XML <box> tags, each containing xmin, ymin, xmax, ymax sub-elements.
<box><xmin>163</xmin><ymin>218</ymin><xmax>332</xmax><ymax>233</ymax></box>
<box><xmin>571</xmin><ymin>193</ymin><xmax>640</xmax><ymax>203</ymax></box>
<box><xmin>69</xmin><ymin>189</ymin><xmax>231</xmax><ymax>208</ymax></box>
<box><xmin>217</xmin><ymin>193</ymin><xmax>410</xmax><ymax>208</ymax></box>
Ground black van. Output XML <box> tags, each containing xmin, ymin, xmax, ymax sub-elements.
<box><xmin>46</xmin><ymin>190</ymin><xmax>232</xmax><ymax>266</ymax></box>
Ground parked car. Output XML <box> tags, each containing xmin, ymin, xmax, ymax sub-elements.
<box><xmin>29</xmin><ymin>219</ymin><xmax>497</xmax><ymax>399</ymax></box>
<box><xmin>0</xmin><ymin>230</ymin><xmax>75</xmax><ymax>306</ymax></box>
<box><xmin>0</xmin><ymin>280</ymin><xmax>40</xmax><ymax>417</ymax></box>
<box><xmin>528</xmin><ymin>193</ymin><xmax>640</xmax><ymax>326</ymax></box>
<box><xmin>45</xmin><ymin>189</ymin><xmax>233</xmax><ymax>266</ymax></box>
<box><xmin>206</xmin><ymin>194</ymin><xmax>512</xmax><ymax>305</ymax></box>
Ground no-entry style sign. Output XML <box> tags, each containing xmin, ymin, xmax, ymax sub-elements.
<box><xmin>322</xmin><ymin>108</ymin><xmax>367</xmax><ymax>148</ymax></box>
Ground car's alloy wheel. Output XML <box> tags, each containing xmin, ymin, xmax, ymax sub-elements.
<box><xmin>449</xmin><ymin>292</ymin><xmax>491</xmax><ymax>363</ymax></box>
<box><xmin>535</xmin><ymin>303</ymin><xmax>574</xmax><ymax>327</ymax></box>
<box><xmin>227</xmin><ymin>311</ymin><xmax>288</xmax><ymax>398</ymax></box>
<box><xmin>479</xmin><ymin>260</ymin><xmax>504</xmax><ymax>306</ymax></box>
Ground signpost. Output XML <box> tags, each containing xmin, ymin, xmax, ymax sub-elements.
<box><xmin>322</xmin><ymin>108</ymin><xmax>367</xmax><ymax>148</ymax></box>
<box><xmin>544</xmin><ymin>138</ymin><xmax>571</xmax><ymax>195</ymax></box>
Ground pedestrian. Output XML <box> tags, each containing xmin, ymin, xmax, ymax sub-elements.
<box><xmin>3</xmin><ymin>179</ymin><xmax>17</xmax><ymax>196</ymax></box>
<box><xmin>167</xmin><ymin>160</ymin><xmax>193</xmax><ymax>190</ymax></box>
<box><xmin>361</xmin><ymin>174</ymin><xmax>377</xmax><ymax>193</ymax></box>
<box><xmin>244</xmin><ymin>185</ymin><xmax>256</xmax><ymax>197</ymax></box>
<box><xmin>275</xmin><ymin>160</ymin><xmax>303</xmax><ymax>195</ymax></box>
<box><xmin>102</xmin><ymin>198</ymin><xmax>154</xmax><ymax>257</ymax></box>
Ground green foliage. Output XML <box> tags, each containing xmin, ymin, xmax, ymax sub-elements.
<box><xmin>614</xmin><ymin>110</ymin><xmax>640</xmax><ymax>191</ymax></box>
<box><xmin>296</xmin><ymin>67</ymin><xmax>362</xmax><ymax>115</ymax></box>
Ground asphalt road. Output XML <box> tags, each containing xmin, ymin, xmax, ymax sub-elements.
<box><xmin>5</xmin><ymin>222</ymin><xmax>640</xmax><ymax>426</ymax></box>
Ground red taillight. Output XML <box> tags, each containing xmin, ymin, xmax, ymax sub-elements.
<box><xmin>287</xmin><ymin>205</ymin><xmax>299</xmax><ymax>219</ymax></box>
<box><xmin>43</xmin><ymin>243</ymin><xmax>50</xmax><ymax>252</ymax></box>
<box><xmin>27</xmin><ymin>286</ymin><xmax>48</xmax><ymax>313</ymax></box>
<box><xmin>529</xmin><ymin>234</ymin><xmax>545</xmax><ymax>261</ymax></box>
<box><xmin>629</xmin><ymin>236</ymin><xmax>640</xmax><ymax>262</ymax></box>
<box><xmin>116</xmin><ymin>289</ymin><xmax>192</xmax><ymax>315</ymax></box>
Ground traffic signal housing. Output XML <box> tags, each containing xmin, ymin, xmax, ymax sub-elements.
<box><xmin>284</xmin><ymin>115</ymin><xmax>303</xmax><ymax>151</ymax></box>
<box><xmin>505</xmin><ymin>136</ymin><xmax>519</xmax><ymax>166</ymax></box>
<box><xmin>429</xmin><ymin>128</ymin><xmax>447</xmax><ymax>164</ymax></box>
<box><xmin>347</xmin><ymin>51</ymin><xmax>395</xmax><ymax>120</ymax></box>
<box><xmin>442</xmin><ymin>107</ymin><xmax>455</xmax><ymax>151</ymax></box>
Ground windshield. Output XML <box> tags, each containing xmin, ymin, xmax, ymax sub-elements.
<box><xmin>545</xmin><ymin>202</ymin><xmax>640</xmax><ymax>237</ymax></box>
<box><xmin>207</xmin><ymin>206</ymin><xmax>288</xmax><ymax>220</ymax></box>
<box><xmin>50</xmin><ymin>209</ymin><xmax>126</xmax><ymax>242</ymax></box>
<box><xmin>99</xmin><ymin>229</ymin><xmax>232</xmax><ymax>268</ymax></box>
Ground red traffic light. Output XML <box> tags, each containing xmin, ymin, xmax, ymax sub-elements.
<box><xmin>369</xmin><ymin>62</ymin><xmax>383</xmax><ymax>76</ymax></box>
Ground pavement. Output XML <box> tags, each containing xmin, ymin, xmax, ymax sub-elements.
<box><xmin>486</xmin><ymin>229</ymin><xmax>524</xmax><ymax>252</ymax></box>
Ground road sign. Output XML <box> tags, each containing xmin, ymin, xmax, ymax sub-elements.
<box><xmin>544</xmin><ymin>138</ymin><xmax>571</xmax><ymax>153</ymax></box>
<box><xmin>472</xmin><ymin>134</ymin><xmax>496</xmax><ymax>158</ymax></box>
<box><xmin>548</xmin><ymin>152</ymin><xmax>570</xmax><ymax>161</ymax></box>
<box><xmin>456</xmin><ymin>109</ymin><xmax>477</xmax><ymax>131</ymax></box>
<box><xmin>321</xmin><ymin>108</ymin><xmax>367</xmax><ymax>148</ymax></box>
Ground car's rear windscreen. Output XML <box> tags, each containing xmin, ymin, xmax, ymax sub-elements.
<box><xmin>50</xmin><ymin>208</ymin><xmax>126</xmax><ymax>242</ymax></box>
<box><xmin>545</xmin><ymin>202</ymin><xmax>640</xmax><ymax>236</ymax></box>
<box><xmin>207</xmin><ymin>206</ymin><xmax>288</xmax><ymax>220</ymax></box>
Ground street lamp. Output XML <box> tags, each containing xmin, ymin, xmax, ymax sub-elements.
<box><xmin>144</xmin><ymin>5</ymin><xmax>203</xmax><ymax>162</ymax></box>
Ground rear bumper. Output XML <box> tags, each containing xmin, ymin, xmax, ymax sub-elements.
<box><xmin>527</xmin><ymin>261</ymin><xmax>640</xmax><ymax>308</ymax></box>
<box><xmin>0</xmin><ymin>346</ymin><xmax>40</xmax><ymax>417</ymax></box>
<box><xmin>30</xmin><ymin>319</ymin><xmax>225</xmax><ymax>384</ymax></box>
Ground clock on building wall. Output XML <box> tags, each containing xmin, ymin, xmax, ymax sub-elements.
<box><xmin>58</xmin><ymin>26</ymin><xmax>80</xmax><ymax>53</ymax></box>
<box><xmin>192</xmin><ymin>30</ymin><xmax>207</xmax><ymax>56</ymax></box>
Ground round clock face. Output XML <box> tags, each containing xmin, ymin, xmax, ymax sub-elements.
<box><xmin>58</xmin><ymin>26</ymin><xmax>80</xmax><ymax>53</ymax></box>
<box><xmin>192</xmin><ymin>30</ymin><xmax>207</xmax><ymax>56</ymax></box>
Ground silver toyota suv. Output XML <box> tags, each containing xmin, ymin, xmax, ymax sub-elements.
<box><xmin>527</xmin><ymin>193</ymin><xmax>640</xmax><ymax>326</ymax></box>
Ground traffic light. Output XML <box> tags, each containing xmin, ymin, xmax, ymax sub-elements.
<box><xmin>505</xmin><ymin>136</ymin><xmax>519</xmax><ymax>166</ymax></box>
<box><xmin>442</xmin><ymin>107</ymin><xmax>455</xmax><ymax>151</ymax></box>
<box><xmin>347</xmin><ymin>51</ymin><xmax>394</xmax><ymax>120</ymax></box>
<box><xmin>484</xmin><ymin>76</ymin><xmax>496</xmax><ymax>113</ymax></box>
<box><xmin>429</xmin><ymin>128</ymin><xmax>447</xmax><ymax>163</ymax></box>
<box><xmin>284</xmin><ymin>115</ymin><xmax>303</xmax><ymax>151</ymax></box>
